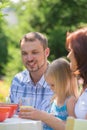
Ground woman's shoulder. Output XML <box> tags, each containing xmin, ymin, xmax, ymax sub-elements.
<box><xmin>79</xmin><ymin>88</ymin><xmax>87</xmax><ymax>98</ymax></box>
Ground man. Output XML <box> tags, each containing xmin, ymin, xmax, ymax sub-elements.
<box><xmin>9</xmin><ymin>32</ymin><xmax>53</xmax><ymax>111</ymax></box>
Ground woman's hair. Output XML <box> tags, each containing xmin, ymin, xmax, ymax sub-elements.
<box><xmin>45</xmin><ymin>58</ymin><xmax>78</xmax><ymax>101</ymax></box>
<box><xmin>66</xmin><ymin>27</ymin><xmax>87</xmax><ymax>87</ymax></box>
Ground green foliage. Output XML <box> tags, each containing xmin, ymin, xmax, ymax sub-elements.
<box><xmin>3</xmin><ymin>44</ymin><xmax>24</xmax><ymax>84</ymax></box>
<box><xmin>0</xmin><ymin>1</ymin><xmax>9</xmax><ymax>76</ymax></box>
<box><xmin>0</xmin><ymin>0</ymin><xmax>87</xmax><ymax>80</ymax></box>
<box><xmin>0</xmin><ymin>0</ymin><xmax>87</xmax><ymax>101</ymax></box>
<box><xmin>13</xmin><ymin>0</ymin><xmax>87</xmax><ymax>60</ymax></box>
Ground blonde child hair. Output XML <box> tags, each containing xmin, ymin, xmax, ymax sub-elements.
<box><xmin>45</xmin><ymin>58</ymin><xmax>78</xmax><ymax>102</ymax></box>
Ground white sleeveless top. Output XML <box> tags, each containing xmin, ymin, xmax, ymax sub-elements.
<box><xmin>75</xmin><ymin>88</ymin><xmax>87</xmax><ymax>119</ymax></box>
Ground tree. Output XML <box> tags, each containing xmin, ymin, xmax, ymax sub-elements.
<box><xmin>13</xmin><ymin>0</ymin><xmax>87</xmax><ymax>60</ymax></box>
<box><xmin>1</xmin><ymin>0</ymin><xmax>87</xmax><ymax>79</ymax></box>
<box><xmin>0</xmin><ymin>1</ymin><xmax>9</xmax><ymax>77</ymax></box>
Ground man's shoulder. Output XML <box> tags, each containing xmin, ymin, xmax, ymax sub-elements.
<box><xmin>13</xmin><ymin>69</ymin><xmax>29</xmax><ymax>82</ymax></box>
<box><xmin>15</xmin><ymin>69</ymin><xmax>28</xmax><ymax>77</ymax></box>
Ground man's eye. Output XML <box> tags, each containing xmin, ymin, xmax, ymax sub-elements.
<box><xmin>22</xmin><ymin>52</ymin><xmax>27</xmax><ymax>55</ymax></box>
<box><xmin>33</xmin><ymin>52</ymin><xmax>39</xmax><ymax>54</ymax></box>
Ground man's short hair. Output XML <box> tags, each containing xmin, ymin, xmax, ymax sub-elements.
<box><xmin>20</xmin><ymin>32</ymin><xmax>48</xmax><ymax>49</ymax></box>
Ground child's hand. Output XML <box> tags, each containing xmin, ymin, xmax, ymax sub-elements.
<box><xmin>19</xmin><ymin>107</ymin><xmax>43</xmax><ymax>120</ymax></box>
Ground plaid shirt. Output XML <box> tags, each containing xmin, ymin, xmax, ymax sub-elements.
<box><xmin>9</xmin><ymin>70</ymin><xmax>53</xmax><ymax>111</ymax></box>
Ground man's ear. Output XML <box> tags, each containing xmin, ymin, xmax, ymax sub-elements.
<box><xmin>45</xmin><ymin>48</ymin><xmax>50</xmax><ymax>57</ymax></box>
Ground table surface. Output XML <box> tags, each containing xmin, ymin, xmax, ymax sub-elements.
<box><xmin>0</xmin><ymin>115</ymin><xmax>43</xmax><ymax>130</ymax></box>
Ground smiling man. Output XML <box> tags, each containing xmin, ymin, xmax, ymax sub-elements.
<box><xmin>9</xmin><ymin>32</ymin><xmax>53</xmax><ymax>111</ymax></box>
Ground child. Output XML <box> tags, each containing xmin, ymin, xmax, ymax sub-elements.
<box><xmin>43</xmin><ymin>57</ymin><xmax>79</xmax><ymax>130</ymax></box>
<box><xmin>19</xmin><ymin>58</ymin><xmax>79</xmax><ymax>130</ymax></box>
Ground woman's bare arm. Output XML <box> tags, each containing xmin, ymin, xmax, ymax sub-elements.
<box><xmin>66</xmin><ymin>96</ymin><xmax>77</xmax><ymax>117</ymax></box>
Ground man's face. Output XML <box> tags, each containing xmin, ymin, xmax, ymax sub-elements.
<box><xmin>20</xmin><ymin>39</ymin><xmax>49</xmax><ymax>72</ymax></box>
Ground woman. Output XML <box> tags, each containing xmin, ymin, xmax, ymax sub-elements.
<box><xmin>66</xmin><ymin>27</ymin><xmax>87</xmax><ymax>119</ymax></box>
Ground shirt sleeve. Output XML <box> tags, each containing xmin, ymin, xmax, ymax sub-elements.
<box><xmin>9</xmin><ymin>76</ymin><xmax>22</xmax><ymax>104</ymax></box>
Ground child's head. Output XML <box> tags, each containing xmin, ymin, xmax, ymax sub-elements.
<box><xmin>45</xmin><ymin>58</ymin><xmax>78</xmax><ymax>100</ymax></box>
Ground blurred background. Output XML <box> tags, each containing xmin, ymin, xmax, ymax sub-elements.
<box><xmin>0</xmin><ymin>0</ymin><xmax>87</xmax><ymax>101</ymax></box>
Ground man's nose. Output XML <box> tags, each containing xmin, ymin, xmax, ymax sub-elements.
<box><xmin>27</xmin><ymin>54</ymin><xmax>33</xmax><ymax>61</ymax></box>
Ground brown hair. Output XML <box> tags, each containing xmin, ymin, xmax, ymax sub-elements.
<box><xmin>20</xmin><ymin>32</ymin><xmax>48</xmax><ymax>50</ymax></box>
<box><xmin>66</xmin><ymin>27</ymin><xmax>87</xmax><ymax>87</ymax></box>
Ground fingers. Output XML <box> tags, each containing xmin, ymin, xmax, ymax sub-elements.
<box><xmin>19</xmin><ymin>111</ymin><xmax>32</xmax><ymax>119</ymax></box>
<box><xmin>18</xmin><ymin>108</ymin><xmax>39</xmax><ymax>120</ymax></box>
<box><xmin>19</xmin><ymin>108</ymin><xmax>35</xmax><ymax>120</ymax></box>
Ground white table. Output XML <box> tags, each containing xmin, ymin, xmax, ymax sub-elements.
<box><xmin>0</xmin><ymin>115</ymin><xmax>43</xmax><ymax>130</ymax></box>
